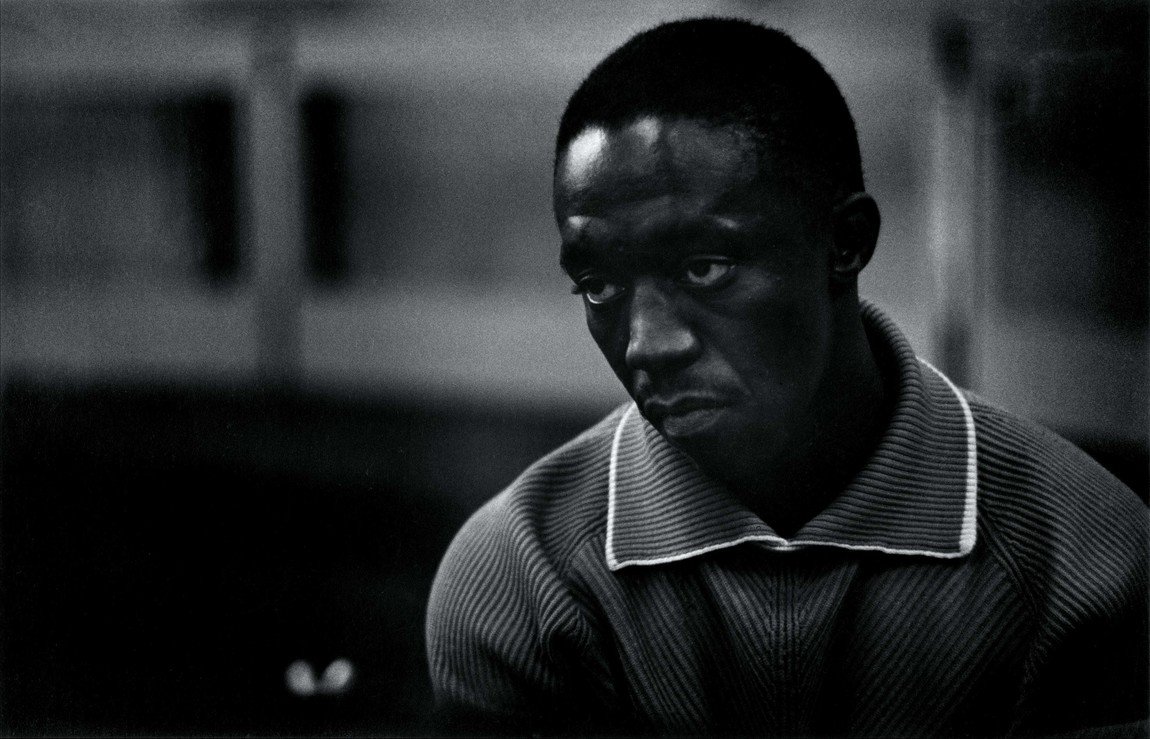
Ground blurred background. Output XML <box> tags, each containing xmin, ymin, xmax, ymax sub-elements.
<box><xmin>0</xmin><ymin>0</ymin><xmax>1145</xmax><ymax>735</ymax></box>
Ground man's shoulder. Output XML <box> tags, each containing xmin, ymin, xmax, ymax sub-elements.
<box><xmin>964</xmin><ymin>392</ymin><xmax>1147</xmax><ymax>603</ymax></box>
<box><xmin>509</xmin><ymin>401</ymin><xmax>629</xmax><ymax>500</ymax></box>
<box><xmin>966</xmin><ymin>391</ymin><xmax>1141</xmax><ymax>512</ymax></box>
<box><xmin>426</xmin><ymin>406</ymin><xmax>631</xmax><ymax>707</ymax></box>
<box><xmin>447</xmin><ymin>403</ymin><xmax>630</xmax><ymax>575</ymax></box>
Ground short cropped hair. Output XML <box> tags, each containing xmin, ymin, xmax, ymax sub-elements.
<box><xmin>556</xmin><ymin>17</ymin><xmax>865</xmax><ymax>208</ymax></box>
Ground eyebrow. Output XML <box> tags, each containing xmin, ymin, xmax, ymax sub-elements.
<box><xmin>559</xmin><ymin>241</ymin><xmax>613</xmax><ymax>274</ymax></box>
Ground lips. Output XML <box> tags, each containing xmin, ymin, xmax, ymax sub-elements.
<box><xmin>639</xmin><ymin>394</ymin><xmax>732</xmax><ymax>437</ymax></box>
<box><xmin>642</xmin><ymin>396</ymin><xmax>726</xmax><ymax>420</ymax></box>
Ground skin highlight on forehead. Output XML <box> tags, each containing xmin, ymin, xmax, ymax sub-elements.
<box><xmin>562</xmin><ymin>126</ymin><xmax>610</xmax><ymax>191</ymax></box>
<box><xmin>557</xmin><ymin>118</ymin><xmax>813</xmax><ymax>239</ymax></box>
<box><xmin>555</xmin><ymin>118</ymin><xmax>833</xmax><ymax>278</ymax></box>
<box><xmin>631</xmin><ymin>115</ymin><xmax>662</xmax><ymax>147</ymax></box>
<box><xmin>557</xmin><ymin>119</ymin><xmax>766</xmax><ymax>211</ymax></box>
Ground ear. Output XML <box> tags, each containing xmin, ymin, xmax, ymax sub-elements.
<box><xmin>830</xmin><ymin>192</ymin><xmax>881</xmax><ymax>285</ymax></box>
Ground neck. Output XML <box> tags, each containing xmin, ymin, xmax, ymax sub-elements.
<box><xmin>731</xmin><ymin>296</ymin><xmax>890</xmax><ymax>537</ymax></box>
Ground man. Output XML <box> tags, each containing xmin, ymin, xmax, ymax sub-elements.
<box><xmin>426</xmin><ymin>18</ymin><xmax>1147</xmax><ymax>737</ymax></box>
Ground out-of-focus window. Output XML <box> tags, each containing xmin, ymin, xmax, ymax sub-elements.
<box><xmin>303</xmin><ymin>83</ymin><xmax>567</xmax><ymax>292</ymax></box>
<box><xmin>0</xmin><ymin>93</ymin><xmax>240</xmax><ymax>286</ymax></box>
<box><xmin>994</xmin><ymin>11</ymin><xmax>1147</xmax><ymax>329</ymax></box>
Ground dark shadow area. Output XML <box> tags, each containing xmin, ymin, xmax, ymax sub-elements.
<box><xmin>2</xmin><ymin>380</ymin><xmax>1144</xmax><ymax>736</ymax></box>
<box><xmin>0</xmin><ymin>379</ymin><xmax>601</xmax><ymax>736</ymax></box>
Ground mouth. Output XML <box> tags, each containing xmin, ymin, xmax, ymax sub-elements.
<box><xmin>643</xmin><ymin>395</ymin><xmax>724</xmax><ymax>416</ymax></box>
<box><xmin>640</xmin><ymin>396</ymin><xmax>729</xmax><ymax>437</ymax></box>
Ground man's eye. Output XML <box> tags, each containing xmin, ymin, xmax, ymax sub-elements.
<box><xmin>572</xmin><ymin>276</ymin><xmax>626</xmax><ymax>305</ymax></box>
<box><xmin>678</xmin><ymin>258</ymin><xmax>735</xmax><ymax>288</ymax></box>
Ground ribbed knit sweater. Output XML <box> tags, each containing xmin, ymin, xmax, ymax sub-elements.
<box><xmin>426</xmin><ymin>305</ymin><xmax>1148</xmax><ymax>737</ymax></box>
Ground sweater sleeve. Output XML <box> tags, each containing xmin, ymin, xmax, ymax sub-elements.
<box><xmin>984</xmin><ymin>436</ymin><xmax>1150</xmax><ymax>735</ymax></box>
<box><xmin>1009</xmin><ymin>502</ymin><xmax>1149</xmax><ymax>738</ymax></box>
<box><xmin>965</xmin><ymin>396</ymin><xmax>1148</xmax><ymax>736</ymax></box>
<box><xmin>425</xmin><ymin>491</ymin><xmax>624</xmax><ymax>736</ymax></box>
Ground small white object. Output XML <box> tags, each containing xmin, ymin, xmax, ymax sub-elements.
<box><xmin>319</xmin><ymin>658</ymin><xmax>355</xmax><ymax>695</ymax></box>
<box><xmin>285</xmin><ymin>660</ymin><xmax>317</xmax><ymax>696</ymax></box>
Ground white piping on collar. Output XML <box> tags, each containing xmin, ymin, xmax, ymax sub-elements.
<box><xmin>919</xmin><ymin>358</ymin><xmax>979</xmax><ymax>555</ymax></box>
<box><xmin>614</xmin><ymin>536</ymin><xmax>978</xmax><ymax>570</ymax></box>
<box><xmin>605</xmin><ymin>361</ymin><xmax>979</xmax><ymax>570</ymax></box>
<box><xmin>604</xmin><ymin>402</ymin><xmax>638</xmax><ymax>571</ymax></box>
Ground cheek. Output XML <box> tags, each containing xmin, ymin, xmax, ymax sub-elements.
<box><xmin>585</xmin><ymin>307</ymin><xmax>631</xmax><ymax>376</ymax></box>
<box><xmin>714</xmin><ymin>277</ymin><xmax>832</xmax><ymax>383</ymax></box>
<box><xmin>739</xmin><ymin>297</ymin><xmax>832</xmax><ymax>392</ymax></box>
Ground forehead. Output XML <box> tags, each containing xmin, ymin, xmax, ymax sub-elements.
<box><xmin>554</xmin><ymin>117</ymin><xmax>822</xmax><ymax>271</ymax></box>
<box><xmin>555</xmin><ymin>117</ymin><xmax>763</xmax><ymax>213</ymax></box>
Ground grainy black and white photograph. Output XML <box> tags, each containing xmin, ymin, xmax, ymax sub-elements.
<box><xmin>1</xmin><ymin>1</ymin><xmax>1146</xmax><ymax>736</ymax></box>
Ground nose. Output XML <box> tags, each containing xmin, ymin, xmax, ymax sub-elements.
<box><xmin>624</xmin><ymin>277</ymin><xmax>701</xmax><ymax>372</ymax></box>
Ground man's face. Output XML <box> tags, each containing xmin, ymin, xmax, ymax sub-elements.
<box><xmin>555</xmin><ymin>117</ymin><xmax>839</xmax><ymax>482</ymax></box>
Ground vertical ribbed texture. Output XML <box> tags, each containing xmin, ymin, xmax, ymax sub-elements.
<box><xmin>426</xmin><ymin>305</ymin><xmax>1148</xmax><ymax>736</ymax></box>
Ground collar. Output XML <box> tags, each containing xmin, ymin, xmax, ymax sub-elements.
<box><xmin>605</xmin><ymin>302</ymin><xmax>978</xmax><ymax>571</ymax></box>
